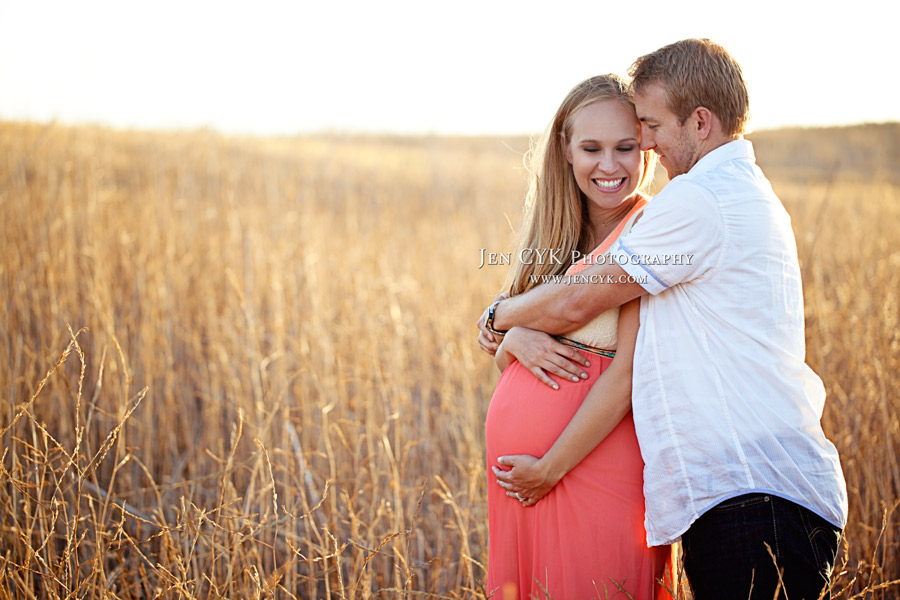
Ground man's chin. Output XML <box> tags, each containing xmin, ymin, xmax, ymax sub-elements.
<box><xmin>658</xmin><ymin>158</ymin><xmax>676</xmax><ymax>180</ymax></box>
<box><xmin>661</xmin><ymin>164</ymin><xmax>684</xmax><ymax>179</ymax></box>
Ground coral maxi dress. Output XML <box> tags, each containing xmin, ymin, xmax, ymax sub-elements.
<box><xmin>485</xmin><ymin>198</ymin><xmax>672</xmax><ymax>600</ymax></box>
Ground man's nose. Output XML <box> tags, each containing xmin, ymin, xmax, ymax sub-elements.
<box><xmin>639</xmin><ymin>125</ymin><xmax>655</xmax><ymax>151</ymax></box>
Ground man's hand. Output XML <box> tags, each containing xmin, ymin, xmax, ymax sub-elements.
<box><xmin>477</xmin><ymin>326</ymin><xmax>501</xmax><ymax>356</ymax></box>
<box><xmin>492</xmin><ymin>455</ymin><xmax>563</xmax><ymax>507</ymax></box>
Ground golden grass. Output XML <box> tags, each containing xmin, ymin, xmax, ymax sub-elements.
<box><xmin>0</xmin><ymin>121</ymin><xmax>897</xmax><ymax>598</ymax></box>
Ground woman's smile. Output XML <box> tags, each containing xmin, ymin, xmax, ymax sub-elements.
<box><xmin>593</xmin><ymin>177</ymin><xmax>626</xmax><ymax>192</ymax></box>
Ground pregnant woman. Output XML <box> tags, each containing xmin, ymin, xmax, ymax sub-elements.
<box><xmin>481</xmin><ymin>75</ymin><xmax>672</xmax><ymax>599</ymax></box>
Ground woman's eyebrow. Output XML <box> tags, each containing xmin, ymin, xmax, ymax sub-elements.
<box><xmin>578</xmin><ymin>137</ymin><xmax>638</xmax><ymax>144</ymax></box>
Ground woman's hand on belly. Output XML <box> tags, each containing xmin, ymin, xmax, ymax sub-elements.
<box><xmin>496</xmin><ymin>327</ymin><xmax>590</xmax><ymax>388</ymax></box>
<box><xmin>491</xmin><ymin>454</ymin><xmax>562</xmax><ymax>507</ymax></box>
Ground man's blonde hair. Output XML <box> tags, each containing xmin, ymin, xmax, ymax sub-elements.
<box><xmin>629</xmin><ymin>38</ymin><xmax>750</xmax><ymax>137</ymax></box>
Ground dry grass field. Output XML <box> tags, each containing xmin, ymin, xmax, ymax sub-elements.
<box><xmin>1</xmin><ymin>120</ymin><xmax>898</xmax><ymax>598</ymax></box>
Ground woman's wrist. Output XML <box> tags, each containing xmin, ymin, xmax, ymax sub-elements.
<box><xmin>485</xmin><ymin>299</ymin><xmax>509</xmax><ymax>335</ymax></box>
<box><xmin>494</xmin><ymin>339</ymin><xmax>513</xmax><ymax>371</ymax></box>
<box><xmin>535</xmin><ymin>454</ymin><xmax>567</xmax><ymax>487</ymax></box>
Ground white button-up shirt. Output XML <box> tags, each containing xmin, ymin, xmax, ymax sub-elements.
<box><xmin>611</xmin><ymin>139</ymin><xmax>848</xmax><ymax>546</ymax></box>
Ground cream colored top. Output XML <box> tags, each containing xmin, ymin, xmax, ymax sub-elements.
<box><xmin>560</xmin><ymin>207</ymin><xmax>644</xmax><ymax>351</ymax></box>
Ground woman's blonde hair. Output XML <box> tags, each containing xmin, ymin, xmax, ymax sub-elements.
<box><xmin>506</xmin><ymin>74</ymin><xmax>655</xmax><ymax>296</ymax></box>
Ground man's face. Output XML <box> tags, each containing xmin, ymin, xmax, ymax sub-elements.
<box><xmin>634</xmin><ymin>83</ymin><xmax>698</xmax><ymax>179</ymax></box>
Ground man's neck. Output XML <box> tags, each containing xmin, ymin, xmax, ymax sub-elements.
<box><xmin>691</xmin><ymin>134</ymin><xmax>741</xmax><ymax>171</ymax></box>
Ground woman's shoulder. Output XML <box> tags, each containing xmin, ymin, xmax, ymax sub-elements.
<box><xmin>623</xmin><ymin>195</ymin><xmax>651</xmax><ymax>233</ymax></box>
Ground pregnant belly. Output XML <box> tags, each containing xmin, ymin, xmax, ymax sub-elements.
<box><xmin>485</xmin><ymin>355</ymin><xmax>610</xmax><ymax>462</ymax></box>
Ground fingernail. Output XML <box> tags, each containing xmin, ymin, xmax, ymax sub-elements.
<box><xmin>552</xmin><ymin>383</ymin><xmax>559</xmax><ymax>390</ymax></box>
<box><xmin>581</xmin><ymin>372</ymin><xmax>588</xmax><ymax>379</ymax></box>
<box><xmin>585</xmin><ymin>361</ymin><xmax>591</xmax><ymax>366</ymax></box>
<box><xmin>571</xmin><ymin>376</ymin><xmax>579</xmax><ymax>382</ymax></box>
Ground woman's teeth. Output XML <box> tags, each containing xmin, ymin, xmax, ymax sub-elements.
<box><xmin>594</xmin><ymin>178</ymin><xmax>624</xmax><ymax>190</ymax></box>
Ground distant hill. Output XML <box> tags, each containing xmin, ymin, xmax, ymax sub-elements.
<box><xmin>748</xmin><ymin>122</ymin><xmax>900</xmax><ymax>183</ymax></box>
<box><xmin>497</xmin><ymin>122</ymin><xmax>900</xmax><ymax>185</ymax></box>
<box><xmin>3</xmin><ymin>119</ymin><xmax>896</xmax><ymax>186</ymax></box>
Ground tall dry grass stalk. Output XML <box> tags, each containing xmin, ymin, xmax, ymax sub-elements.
<box><xmin>0</xmin><ymin>121</ymin><xmax>897</xmax><ymax>598</ymax></box>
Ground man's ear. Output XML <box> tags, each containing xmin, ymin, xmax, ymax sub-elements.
<box><xmin>561</xmin><ymin>132</ymin><xmax>574</xmax><ymax>164</ymax></box>
<box><xmin>694</xmin><ymin>106</ymin><xmax>714</xmax><ymax>140</ymax></box>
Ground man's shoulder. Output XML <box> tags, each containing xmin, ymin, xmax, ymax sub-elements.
<box><xmin>677</xmin><ymin>162</ymin><xmax>776</xmax><ymax>219</ymax></box>
<box><xmin>645</xmin><ymin>177</ymin><xmax>720</xmax><ymax>217</ymax></box>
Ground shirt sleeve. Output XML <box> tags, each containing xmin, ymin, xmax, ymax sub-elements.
<box><xmin>610</xmin><ymin>178</ymin><xmax>724</xmax><ymax>295</ymax></box>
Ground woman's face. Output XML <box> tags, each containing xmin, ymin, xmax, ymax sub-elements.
<box><xmin>565</xmin><ymin>99</ymin><xmax>643</xmax><ymax>213</ymax></box>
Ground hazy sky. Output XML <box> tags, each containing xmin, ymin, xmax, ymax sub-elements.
<box><xmin>1</xmin><ymin>0</ymin><xmax>896</xmax><ymax>135</ymax></box>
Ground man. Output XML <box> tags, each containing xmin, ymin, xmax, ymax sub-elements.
<box><xmin>478</xmin><ymin>39</ymin><xmax>847</xmax><ymax>599</ymax></box>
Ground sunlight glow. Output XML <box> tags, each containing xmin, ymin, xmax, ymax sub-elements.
<box><xmin>1</xmin><ymin>0</ymin><xmax>896</xmax><ymax>135</ymax></box>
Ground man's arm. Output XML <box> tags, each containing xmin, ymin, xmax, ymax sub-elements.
<box><xmin>485</xmin><ymin>262</ymin><xmax>646</xmax><ymax>336</ymax></box>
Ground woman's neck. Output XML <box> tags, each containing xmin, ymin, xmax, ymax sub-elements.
<box><xmin>584</xmin><ymin>194</ymin><xmax>641</xmax><ymax>251</ymax></box>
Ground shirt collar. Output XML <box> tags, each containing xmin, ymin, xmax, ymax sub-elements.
<box><xmin>685</xmin><ymin>138</ymin><xmax>755</xmax><ymax>178</ymax></box>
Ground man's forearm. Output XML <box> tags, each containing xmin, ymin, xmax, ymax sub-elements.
<box><xmin>493</xmin><ymin>262</ymin><xmax>645</xmax><ymax>334</ymax></box>
<box><xmin>493</xmin><ymin>280</ymin><xmax>586</xmax><ymax>335</ymax></box>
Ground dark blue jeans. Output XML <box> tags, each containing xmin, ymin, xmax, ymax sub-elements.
<box><xmin>682</xmin><ymin>493</ymin><xmax>842</xmax><ymax>600</ymax></box>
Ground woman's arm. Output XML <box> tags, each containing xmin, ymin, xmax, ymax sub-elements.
<box><xmin>494</xmin><ymin>327</ymin><xmax>591</xmax><ymax>387</ymax></box>
<box><xmin>492</xmin><ymin>298</ymin><xmax>640</xmax><ymax>505</ymax></box>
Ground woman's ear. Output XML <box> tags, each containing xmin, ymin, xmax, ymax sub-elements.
<box><xmin>560</xmin><ymin>132</ymin><xmax>573</xmax><ymax>164</ymax></box>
